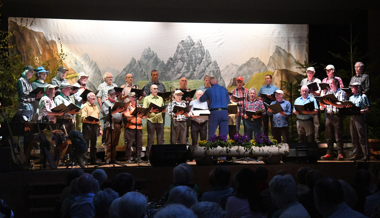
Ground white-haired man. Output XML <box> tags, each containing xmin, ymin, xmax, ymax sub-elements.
<box><xmin>300</xmin><ymin>67</ymin><xmax>322</xmax><ymax>142</ymax></box>
<box><xmin>349</xmin><ymin>62</ymin><xmax>370</xmax><ymax>94</ymax></box>
<box><xmin>143</xmin><ymin>84</ymin><xmax>166</xmax><ymax>163</ymax></box>
<box><xmin>96</xmin><ymin>72</ymin><xmax>119</xmax><ymax>113</ymax></box>
<box><xmin>189</xmin><ymin>90</ymin><xmax>209</xmax><ymax>146</ymax></box>
<box><xmin>293</xmin><ymin>86</ymin><xmax>318</xmax><ymax>143</ymax></box>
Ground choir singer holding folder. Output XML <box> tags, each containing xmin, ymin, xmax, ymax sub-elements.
<box><xmin>168</xmin><ymin>90</ymin><xmax>190</xmax><ymax>145</ymax></box>
<box><xmin>81</xmin><ymin>92</ymin><xmax>103</xmax><ymax>165</ymax></box>
<box><xmin>293</xmin><ymin>86</ymin><xmax>318</xmax><ymax>143</ymax></box>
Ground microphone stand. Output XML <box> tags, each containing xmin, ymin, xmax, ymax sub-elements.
<box><xmin>170</xmin><ymin>87</ymin><xmax>173</xmax><ymax>144</ymax></box>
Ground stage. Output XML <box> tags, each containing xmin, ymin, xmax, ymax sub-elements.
<box><xmin>0</xmin><ymin>159</ymin><xmax>377</xmax><ymax>217</ymax></box>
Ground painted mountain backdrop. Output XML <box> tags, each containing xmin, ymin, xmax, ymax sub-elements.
<box><xmin>9</xmin><ymin>21</ymin><xmax>301</xmax><ymax>90</ymax></box>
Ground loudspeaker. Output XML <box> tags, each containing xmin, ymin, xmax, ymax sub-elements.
<box><xmin>150</xmin><ymin>144</ymin><xmax>188</xmax><ymax>167</ymax></box>
<box><xmin>283</xmin><ymin>142</ymin><xmax>319</xmax><ymax>163</ymax></box>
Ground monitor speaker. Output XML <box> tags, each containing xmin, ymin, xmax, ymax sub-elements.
<box><xmin>283</xmin><ymin>142</ymin><xmax>319</xmax><ymax>163</ymax></box>
<box><xmin>150</xmin><ymin>144</ymin><xmax>188</xmax><ymax>167</ymax></box>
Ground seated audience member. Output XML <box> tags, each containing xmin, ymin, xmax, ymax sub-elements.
<box><xmin>93</xmin><ymin>188</ymin><xmax>119</xmax><ymax>218</ymax></box>
<box><xmin>164</xmin><ymin>163</ymin><xmax>201</xmax><ymax>201</ymax></box>
<box><xmin>296</xmin><ymin>167</ymin><xmax>312</xmax><ymax>197</ymax></box>
<box><xmin>191</xmin><ymin>202</ymin><xmax>225</xmax><ymax>218</ymax></box>
<box><xmin>119</xmin><ymin>192</ymin><xmax>147</xmax><ymax>218</ymax></box>
<box><xmin>365</xmin><ymin>177</ymin><xmax>380</xmax><ymax>216</ymax></box>
<box><xmin>339</xmin><ymin>180</ymin><xmax>358</xmax><ymax>209</ymax></box>
<box><xmin>70</xmin><ymin>173</ymin><xmax>99</xmax><ymax>218</ymax></box>
<box><xmin>108</xmin><ymin>197</ymin><xmax>121</xmax><ymax>218</ymax></box>
<box><xmin>155</xmin><ymin>204</ymin><xmax>196</xmax><ymax>218</ymax></box>
<box><xmin>0</xmin><ymin>199</ymin><xmax>14</xmax><ymax>218</ymax></box>
<box><xmin>92</xmin><ymin>169</ymin><xmax>108</xmax><ymax>190</ymax></box>
<box><xmin>352</xmin><ymin>168</ymin><xmax>372</xmax><ymax>214</ymax></box>
<box><xmin>59</xmin><ymin>168</ymin><xmax>84</xmax><ymax>205</ymax></box>
<box><xmin>298</xmin><ymin>170</ymin><xmax>324</xmax><ymax>218</ymax></box>
<box><xmin>369</xmin><ymin>163</ymin><xmax>380</xmax><ymax>194</ymax></box>
<box><xmin>269</xmin><ymin>174</ymin><xmax>310</xmax><ymax>218</ymax></box>
<box><xmin>61</xmin><ymin>178</ymin><xmax>80</xmax><ymax>218</ymax></box>
<box><xmin>255</xmin><ymin>166</ymin><xmax>269</xmax><ymax>193</ymax></box>
<box><xmin>111</xmin><ymin>173</ymin><xmax>135</xmax><ymax>197</ymax></box>
<box><xmin>202</xmin><ymin>166</ymin><xmax>233</xmax><ymax>203</ymax></box>
<box><xmin>314</xmin><ymin>177</ymin><xmax>366</xmax><ymax>218</ymax></box>
<box><xmin>167</xmin><ymin>186</ymin><xmax>198</xmax><ymax>208</ymax></box>
<box><xmin>225</xmin><ymin>168</ymin><xmax>267</xmax><ymax>218</ymax></box>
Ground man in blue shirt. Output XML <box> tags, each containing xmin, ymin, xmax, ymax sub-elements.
<box><xmin>347</xmin><ymin>82</ymin><xmax>370</xmax><ymax>160</ymax></box>
<box><xmin>258</xmin><ymin>74</ymin><xmax>279</xmax><ymax>137</ymax></box>
<box><xmin>267</xmin><ymin>90</ymin><xmax>291</xmax><ymax>143</ymax></box>
<box><xmin>200</xmin><ymin>77</ymin><xmax>230</xmax><ymax>139</ymax></box>
<box><xmin>293</xmin><ymin>86</ymin><xmax>318</xmax><ymax>143</ymax></box>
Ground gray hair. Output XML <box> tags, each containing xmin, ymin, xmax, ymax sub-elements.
<box><xmin>119</xmin><ymin>191</ymin><xmax>147</xmax><ymax>218</ymax></box>
<box><xmin>210</xmin><ymin>77</ymin><xmax>217</xmax><ymax>86</ymax></box>
<box><xmin>196</xmin><ymin>90</ymin><xmax>204</xmax><ymax>95</ymax></box>
<box><xmin>355</xmin><ymin>62</ymin><xmax>364</xmax><ymax>67</ymax></box>
<box><xmin>173</xmin><ymin>163</ymin><xmax>193</xmax><ymax>185</ymax></box>
<box><xmin>92</xmin><ymin>169</ymin><xmax>108</xmax><ymax>188</ymax></box>
<box><xmin>93</xmin><ymin>188</ymin><xmax>119</xmax><ymax>217</ymax></box>
<box><xmin>269</xmin><ymin>174</ymin><xmax>297</xmax><ymax>208</ymax></box>
<box><xmin>103</xmin><ymin>72</ymin><xmax>112</xmax><ymax>81</ymax></box>
<box><xmin>204</xmin><ymin>75</ymin><xmax>211</xmax><ymax>81</ymax></box>
<box><xmin>301</xmin><ymin>85</ymin><xmax>309</xmax><ymax>92</ymax></box>
<box><xmin>168</xmin><ymin>186</ymin><xmax>198</xmax><ymax>208</ymax></box>
<box><xmin>191</xmin><ymin>202</ymin><xmax>225</xmax><ymax>218</ymax></box>
<box><xmin>109</xmin><ymin>197</ymin><xmax>121</xmax><ymax>218</ymax></box>
<box><xmin>155</xmin><ymin>204</ymin><xmax>197</xmax><ymax>218</ymax></box>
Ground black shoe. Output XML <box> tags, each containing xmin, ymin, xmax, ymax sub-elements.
<box><xmin>349</xmin><ymin>155</ymin><xmax>364</xmax><ymax>161</ymax></box>
<box><xmin>90</xmin><ymin>159</ymin><xmax>103</xmax><ymax>165</ymax></box>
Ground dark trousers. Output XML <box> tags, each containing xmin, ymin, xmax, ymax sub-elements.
<box><xmin>244</xmin><ymin>119</ymin><xmax>262</xmax><ymax>140</ymax></box>
<box><xmin>105</xmin><ymin>123</ymin><xmax>121</xmax><ymax>161</ymax></box>
<box><xmin>191</xmin><ymin>121</ymin><xmax>207</xmax><ymax>146</ymax></box>
<box><xmin>124</xmin><ymin>128</ymin><xmax>142</xmax><ymax>160</ymax></box>
<box><xmin>350</xmin><ymin>115</ymin><xmax>367</xmax><ymax>155</ymax></box>
<box><xmin>229</xmin><ymin>125</ymin><xmax>236</xmax><ymax>139</ymax></box>
<box><xmin>325</xmin><ymin>114</ymin><xmax>343</xmax><ymax>154</ymax></box>
<box><xmin>262</xmin><ymin>113</ymin><xmax>273</xmax><ymax>137</ymax></box>
<box><xmin>82</xmin><ymin>123</ymin><xmax>99</xmax><ymax>158</ymax></box>
<box><xmin>209</xmin><ymin>110</ymin><xmax>229</xmax><ymax>139</ymax></box>
<box><xmin>236</xmin><ymin>106</ymin><xmax>243</xmax><ymax>131</ymax></box>
<box><xmin>147</xmin><ymin>121</ymin><xmax>164</xmax><ymax>160</ymax></box>
<box><xmin>272</xmin><ymin>126</ymin><xmax>289</xmax><ymax>143</ymax></box>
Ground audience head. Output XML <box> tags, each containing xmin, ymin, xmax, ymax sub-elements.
<box><xmin>109</xmin><ymin>197</ymin><xmax>121</xmax><ymax>218</ymax></box>
<box><xmin>296</xmin><ymin>167</ymin><xmax>312</xmax><ymax>185</ymax></box>
<box><xmin>306</xmin><ymin>169</ymin><xmax>324</xmax><ymax>190</ymax></box>
<box><xmin>314</xmin><ymin>177</ymin><xmax>345</xmax><ymax>215</ymax></box>
<box><xmin>93</xmin><ymin>188</ymin><xmax>119</xmax><ymax>217</ymax></box>
<box><xmin>119</xmin><ymin>191</ymin><xmax>147</xmax><ymax>218</ymax></box>
<box><xmin>155</xmin><ymin>204</ymin><xmax>196</xmax><ymax>218</ymax></box>
<box><xmin>168</xmin><ymin>186</ymin><xmax>198</xmax><ymax>208</ymax></box>
<box><xmin>213</xmin><ymin>166</ymin><xmax>231</xmax><ymax>187</ymax></box>
<box><xmin>69</xmin><ymin>178</ymin><xmax>81</xmax><ymax>195</ymax></box>
<box><xmin>66</xmin><ymin>168</ymin><xmax>84</xmax><ymax>186</ymax></box>
<box><xmin>338</xmin><ymin>179</ymin><xmax>358</xmax><ymax>208</ymax></box>
<box><xmin>111</xmin><ymin>173</ymin><xmax>135</xmax><ymax>196</ymax></box>
<box><xmin>92</xmin><ymin>169</ymin><xmax>108</xmax><ymax>188</ymax></box>
<box><xmin>235</xmin><ymin>168</ymin><xmax>256</xmax><ymax>195</ymax></box>
<box><xmin>173</xmin><ymin>163</ymin><xmax>194</xmax><ymax>185</ymax></box>
<box><xmin>191</xmin><ymin>202</ymin><xmax>225</xmax><ymax>218</ymax></box>
<box><xmin>77</xmin><ymin>173</ymin><xmax>99</xmax><ymax>194</ymax></box>
<box><xmin>269</xmin><ymin>174</ymin><xmax>297</xmax><ymax>209</ymax></box>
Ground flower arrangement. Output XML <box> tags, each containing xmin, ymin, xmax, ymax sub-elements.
<box><xmin>198</xmin><ymin>133</ymin><xmax>278</xmax><ymax>151</ymax></box>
